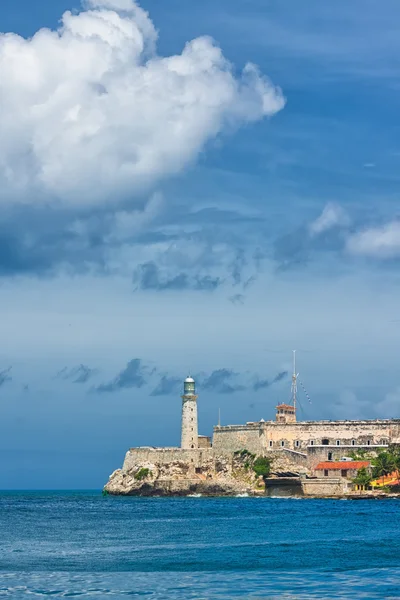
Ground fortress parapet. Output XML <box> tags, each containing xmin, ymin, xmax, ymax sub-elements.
<box><xmin>212</xmin><ymin>419</ymin><xmax>400</xmax><ymax>458</ymax></box>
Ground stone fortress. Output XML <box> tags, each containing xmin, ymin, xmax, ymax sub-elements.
<box><xmin>105</xmin><ymin>354</ymin><xmax>400</xmax><ymax>496</ymax></box>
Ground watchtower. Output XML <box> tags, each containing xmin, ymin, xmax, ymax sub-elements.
<box><xmin>181</xmin><ymin>376</ymin><xmax>198</xmax><ymax>449</ymax></box>
<box><xmin>276</xmin><ymin>403</ymin><xmax>296</xmax><ymax>424</ymax></box>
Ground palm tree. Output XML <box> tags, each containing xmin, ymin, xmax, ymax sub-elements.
<box><xmin>372</xmin><ymin>451</ymin><xmax>396</xmax><ymax>484</ymax></box>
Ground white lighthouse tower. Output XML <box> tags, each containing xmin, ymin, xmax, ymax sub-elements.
<box><xmin>181</xmin><ymin>376</ymin><xmax>198</xmax><ymax>449</ymax></box>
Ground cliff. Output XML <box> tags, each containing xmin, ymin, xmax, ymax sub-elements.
<box><xmin>104</xmin><ymin>449</ymin><xmax>270</xmax><ymax>496</ymax></box>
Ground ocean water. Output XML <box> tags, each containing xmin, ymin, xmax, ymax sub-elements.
<box><xmin>0</xmin><ymin>492</ymin><xmax>399</xmax><ymax>599</ymax></box>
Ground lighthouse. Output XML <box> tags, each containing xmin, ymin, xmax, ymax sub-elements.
<box><xmin>181</xmin><ymin>376</ymin><xmax>198</xmax><ymax>449</ymax></box>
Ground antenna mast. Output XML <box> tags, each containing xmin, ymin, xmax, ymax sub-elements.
<box><xmin>291</xmin><ymin>350</ymin><xmax>298</xmax><ymax>415</ymax></box>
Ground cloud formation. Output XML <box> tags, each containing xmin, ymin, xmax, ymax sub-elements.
<box><xmin>274</xmin><ymin>203</ymin><xmax>351</xmax><ymax>269</ymax></box>
<box><xmin>346</xmin><ymin>220</ymin><xmax>400</xmax><ymax>259</ymax></box>
<box><xmin>0</xmin><ymin>0</ymin><xmax>284</xmax><ymax>208</ymax></box>
<box><xmin>132</xmin><ymin>261</ymin><xmax>221</xmax><ymax>291</ymax></box>
<box><xmin>309</xmin><ymin>203</ymin><xmax>350</xmax><ymax>237</ymax></box>
<box><xmin>95</xmin><ymin>358</ymin><xmax>151</xmax><ymax>392</ymax></box>
<box><xmin>201</xmin><ymin>369</ymin><xmax>246</xmax><ymax>394</ymax></box>
<box><xmin>150</xmin><ymin>375</ymin><xmax>181</xmax><ymax>396</ymax></box>
<box><xmin>89</xmin><ymin>357</ymin><xmax>289</xmax><ymax>396</ymax></box>
<box><xmin>253</xmin><ymin>370</ymin><xmax>288</xmax><ymax>392</ymax></box>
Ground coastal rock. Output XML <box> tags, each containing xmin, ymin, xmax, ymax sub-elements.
<box><xmin>104</xmin><ymin>452</ymin><xmax>265</xmax><ymax>497</ymax></box>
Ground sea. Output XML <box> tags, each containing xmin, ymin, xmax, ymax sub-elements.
<box><xmin>0</xmin><ymin>492</ymin><xmax>399</xmax><ymax>599</ymax></box>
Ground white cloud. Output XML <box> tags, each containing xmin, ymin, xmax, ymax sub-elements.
<box><xmin>309</xmin><ymin>202</ymin><xmax>350</xmax><ymax>236</ymax></box>
<box><xmin>84</xmin><ymin>0</ymin><xmax>139</xmax><ymax>10</ymax></box>
<box><xmin>346</xmin><ymin>220</ymin><xmax>400</xmax><ymax>259</ymax></box>
<box><xmin>0</xmin><ymin>0</ymin><xmax>285</xmax><ymax>208</ymax></box>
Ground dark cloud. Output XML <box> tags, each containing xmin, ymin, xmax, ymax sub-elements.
<box><xmin>274</xmin><ymin>370</ymin><xmax>288</xmax><ymax>383</ymax></box>
<box><xmin>133</xmin><ymin>262</ymin><xmax>221</xmax><ymax>292</ymax></box>
<box><xmin>0</xmin><ymin>196</ymin><xmax>268</xmax><ymax>292</ymax></box>
<box><xmin>201</xmin><ymin>369</ymin><xmax>246</xmax><ymax>394</ymax></box>
<box><xmin>253</xmin><ymin>370</ymin><xmax>289</xmax><ymax>392</ymax></box>
<box><xmin>0</xmin><ymin>367</ymin><xmax>12</xmax><ymax>387</ymax></box>
<box><xmin>86</xmin><ymin>358</ymin><xmax>289</xmax><ymax>397</ymax></box>
<box><xmin>151</xmin><ymin>375</ymin><xmax>181</xmax><ymax>396</ymax></box>
<box><xmin>56</xmin><ymin>364</ymin><xmax>97</xmax><ymax>384</ymax></box>
<box><xmin>95</xmin><ymin>359</ymin><xmax>151</xmax><ymax>393</ymax></box>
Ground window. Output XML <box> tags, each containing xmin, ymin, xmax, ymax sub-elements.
<box><xmin>322</xmin><ymin>438</ymin><xmax>329</xmax><ymax>445</ymax></box>
<box><xmin>295</xmin><ymin>440</ymin><xmax>300</xmax><ymax>448</ymax></box>
<box><xmin>269</xmin><ymin>440</ymin><xmax>273</xmax><ymax>447</ymax></box>
<box><xmin>352</xmin><ymin>440</ymin><xmax>355</xmax><ymax>446</ymax></box>
<box><xmin>281</xmin><ymin>441</ymin><xmax>285</xmax><ymax>447</ymax></box>
<box><xmin>367</xmin><ymin>440</ymin><xmax>371</xmax><ymax>446</ymax></box>
<box><xmin>341</xmin><ymin>469</ymin><xmax>347</xmax><ymax>478</ymax></box>
<box><xmin>324</xmin><ymin>469</ymin><xmax>329</xmax><ymax>477</ymax></box>
<box><xmin>310</xmin><ymin>440</ymin><xmax>314</xmax><ymax>446</ymax></box>
<box><xmin>328</xmin><ymin>452</ymin><xmax>333</xmax><ymax>461</ymax></box>
<box><xmin>191</xmin><ymin>445</ymin><xmax>194</xmax><ymax>449</ymax></box>
<box><xmin>336</xmin><ymin>440</ymin><xmax>340</xmax><ymax>446</ymax></box>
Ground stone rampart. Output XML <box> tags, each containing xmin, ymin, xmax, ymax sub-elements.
<box><xmin>213</xmin><ymin>419</ymin><xmax>400</xmax><ymax>455</ymax></box>
<box><xmin>302</xmin><ymin>478</ymin><xmax>351</xmax><ymax>496</ymax></box>
<box><xmin>212</xmin><ymin>424</ymin><xmax>266</xmax><ymax>455</ymax></box>
<box><xmin>122</xmin><ymin>447</ymin><xmax>214</xmax><ymax>472</ymax></box>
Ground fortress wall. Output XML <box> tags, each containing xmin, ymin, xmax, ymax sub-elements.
<box><xmin>213</xmin><ymin>420</ymin><xmax>400</xmax><ymax>454</ymax></box>
<box><xmin>212</xmin><ymin>424</ymin><xmax>266</xmax><ymax>455</ymax></box>
<box><xmin>265</xmin><ymin>421</ymin><xmax>400</xmax><ymax>450</ymax></box>
<box><xmin>122</xmin><ymin>447</ymin><xmax>214</xmax><ymax>472</ymax></box>
<box><xmin>301</xmin><ymin>478</ymin><xmax>350</xmax><ymax>496</ymax></box>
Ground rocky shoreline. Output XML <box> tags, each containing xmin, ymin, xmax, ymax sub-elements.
<box><xmin>103</xmin><ymin>450</ymin><xmax>267</xmax><ymax>497</ymax></box>
<box><xmin>103</xmin><ymin>445</ymin><xmax>400</xmax><ymax>499</ymax></box>
<box><xmin>103</xmin><ymin>465</ymin><xmax>400</xmax><ymax>499</ymax></box>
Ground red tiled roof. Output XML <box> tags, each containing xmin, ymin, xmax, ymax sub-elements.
<box><xmin>315</xmin><ymin>461</ymin><xmax>370</xmax><ymax>470</ymax></box>
<box><xmin>276</xmin><ymin>404</ymin><xmax>295</xmax><ymax>410</ymax></box>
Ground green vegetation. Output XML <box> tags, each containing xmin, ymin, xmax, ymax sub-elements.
<box><xmin>135</xmin><ymin>468</ymin><xmax>152</xmax><ymax>481</ymax></box>
<box><xmin>252</xmin><ymin>457</ymin><xmax>272</xmax><ymax>478</ymax></box>
<box><xmin>352</xmin><ymin>467</ymin><xmax>372</xmax><ymax>489</ymax></box>
<box><xmin>349</xmin><ymin>446</ymin><xmax>400</xmax><ymax>488</ymax></box>
<box><xmin>234</xmin><ymin>449</ymin><xmax>272</xmax><ymax>479</ymax></box>
<box><xmin>371</xmin><ymin>446</ymin><xmax>400</xmax><ymax>482</ymax></box>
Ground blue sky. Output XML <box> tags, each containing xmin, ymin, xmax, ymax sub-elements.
<box><xmin>1</xmin><ymin>0</ymin><xmax>400</xmax><ymax>489</ymax></box>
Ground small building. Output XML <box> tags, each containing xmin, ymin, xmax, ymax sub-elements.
<box><xmin>314</xmin><ymin>460</ymin><xmax>370</xmax><ymax>479</ymax></box>
<box><xmin>276</xmin><ymin>403</ymin><xmax>296</xmax><ymax>424</ymax></box>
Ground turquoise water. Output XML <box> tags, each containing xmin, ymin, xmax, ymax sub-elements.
<box><xmin>0</xmin><ymin>492</ymin><xmax>399</xmax><ymax>598</ymax></box>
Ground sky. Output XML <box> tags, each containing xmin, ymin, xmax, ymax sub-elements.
<box><xmin>1</xmin><ymin>0</ymin><xmax>400</xmax><ymax>489</ymax></box>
